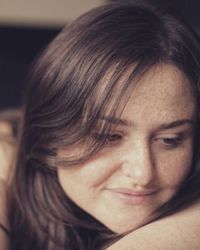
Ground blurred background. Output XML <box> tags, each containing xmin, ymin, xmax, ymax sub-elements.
<box><xmin>0</xmin><ymin>0</ymin><xmax>104</xmax><ymax>109</ymax></box>
<box><xmin>0</xmin><ymin>0</ymin><xmax>200</xmax><ymax>109</ymax></box>
<box><xmin>0</xmin><ymin>0</ymin><xmax>104</xmax><ymax>180</ymax></box>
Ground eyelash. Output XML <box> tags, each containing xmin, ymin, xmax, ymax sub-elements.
<box><xmin>92</xmin><ymin>132</ymin><xmax>185</xmax><ymax>149</ymax></box>
<box><xmin>92</xmin><ymin>132</ymin><xmax>123</xmax><ymax>144</ymax></box>
<box><xmin>154</xmin><ymin>136</ymin><xmax>183</xmax><ymax>149</ymax></box>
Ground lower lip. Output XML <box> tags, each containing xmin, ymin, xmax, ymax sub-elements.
<box><xmin>107</xmin><ymin>190</ymin><xmax>156</xmax><ymax>205</ymax></box>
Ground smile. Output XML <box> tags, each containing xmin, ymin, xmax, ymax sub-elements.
<box><xmin>106</xmin><ymin>188</ymin><xmax>158</xmax><ymax>205</ymax></box>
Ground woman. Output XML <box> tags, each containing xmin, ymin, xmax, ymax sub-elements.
<box><xmin>2</xmin><ymin>0</ymin><xmax>200</xmax><ymax>249</ymax></box>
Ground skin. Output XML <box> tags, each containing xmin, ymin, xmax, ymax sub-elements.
<box><xmin>0</xmin><ymin>120</ymin><xmax>15</xmax><ymax>182</ymax></box>
<box><xmin>0</xmin><ymin>179</ymin><xmax>9</xmax><ymax>249</ymax></box>
<box><xmin>106</xmin><ymin>199</ymin><xmax>200</xmax><ymax>250</ymax></box>
<box><xmin>0</xmin><ymin>121</ymin><xmax>14</xmax><ymax>249</ymax></box>
<box><xmin>58</xmin><ymin>63</ymin><xmax>196</xmax><ymax>234</ymax></box>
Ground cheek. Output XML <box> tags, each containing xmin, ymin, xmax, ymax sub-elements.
<box><xmin>58</xmin><ymin>153</ymin><xmax>119</xmax><ymax>189</ymax></box>
<box><xmin>78</xmin><ymin>154</ymin><xmax>120</xmax><ymax>187</ymax></box>
<box><xmin>159</xmin><ymin>149</ymin><xmax>193</xmax><ymax>188</ymax></box>
<box><xmin>57</xmin><ymin>155</ymin><xmax>119</xmax><ymax>210</ymax></box>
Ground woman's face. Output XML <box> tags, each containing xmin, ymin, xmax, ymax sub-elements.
<box><xmin>58</xmin><ymin>64</ymin><xmax>196</xmax><ymax>233</ymax></box>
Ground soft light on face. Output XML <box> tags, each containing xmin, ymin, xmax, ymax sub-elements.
<box><xmin>57</xmin><ymin>64</ymin><xmax>196</xmax><ymax>234</ymax></box>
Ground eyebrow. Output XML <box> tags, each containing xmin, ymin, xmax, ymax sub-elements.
<box><xmin>155</xmin><ymin>119</ymin><xmax>195</xmax><ymax>130</ymax></box>
<box><xmin>99</xmin><ymin>116</ymin><xmax>195</xmax><ymax>130</ymax></box>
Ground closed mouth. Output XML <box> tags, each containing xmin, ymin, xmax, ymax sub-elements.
<box><xmin>105</xmin><ymin>187</ymin><xmax>158</xmax><ymax>205</ymax></box>
<box><xmin>106</xmin><ymin>187</ymin><xmax>157</xmax><ymax>196</ymax></box>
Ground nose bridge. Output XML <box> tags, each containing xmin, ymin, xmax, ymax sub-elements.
<box><xmin>121</xmin><ymin>137</ymin><xmax>155</xmax><ymax>185</ymax></box>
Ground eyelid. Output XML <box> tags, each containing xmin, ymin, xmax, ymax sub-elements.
<box><xmin>152</xmin><ymin>128</ymin><xmax>195</xmax><ymax>147</ymax></box>
<box><xmin>91</xmin><ymin>130</ymin><xmax>125</xmax><ymax>144</ymax></box>
<box><xmin>95</xmin><ymin>131</ymin><xmax>124</xmax><ymax>138</ymax></box>
<box><xmin>153</xmin><ymin>134</ymin><xmax>182</xmax><ymax>140</ymax></box>
<box><xmin>153</xmin><ymin>128</ymin><xmax>194</xmax><ymax>139</ymax></box>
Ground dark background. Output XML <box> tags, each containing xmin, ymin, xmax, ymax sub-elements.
<box><xmin>0</xmin><ymin>26</ymin><xmax>61</xmax><ymax>108</ymax></box>
<box><xmin>0</xmin><ymin>0</ymin><xmax>200</xmax><ymax>109</ymax></box>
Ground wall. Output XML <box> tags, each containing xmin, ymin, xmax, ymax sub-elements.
<box><xmin>0</xmin><ymin>0</ymin><xmax>104</xmax><ymax>27</ymax></box>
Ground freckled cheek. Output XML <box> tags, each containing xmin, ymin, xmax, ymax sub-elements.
<box><xmin>160</xmin><ymin>151</ymin><xmax>193</xmax><ymax>188</ymax></box>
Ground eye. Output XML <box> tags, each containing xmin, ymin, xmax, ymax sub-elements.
<box><xmin>163</xmin><ymin>137</ymin><xmax>182</xmax><ymax>146</ymax></box>
<box><xmin>154</xmin><ymin>136</ymin><xmax>183</xmax><ymax>149</ymax></box>
<box><xmin>92</xmin><ymin>132</ymin><xmax>123</xmax><ymax>144</ymax></box>
<box><xmin>106</xmin><ymin>133</ymin><xmax>122</xmax><ymax>142</ymax></box>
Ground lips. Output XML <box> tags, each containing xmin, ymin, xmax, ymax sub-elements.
<box><xmin>106</xmin><ymin>187</ymin><xmax>158</xmax><ymax>205</ymax></box>
<box><xmin>107</xmin><ymin>187</ymin><xmax>157</xmax><ymax>196</ymax></box>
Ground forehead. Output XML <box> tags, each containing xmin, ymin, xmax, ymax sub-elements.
<box><xmin>120</xmin><ymin>63</ymin><xmax>196</xmax><ymax>126</ymax></box>
<box><xmin>83</xmin><ymin>63</ymin><xmax>196</xmax><ymax>129</ymax></box>
<box><xmin>131</xmin><ymin>64</ymin><xmax>191</xmax><ymax>100</ymax></box>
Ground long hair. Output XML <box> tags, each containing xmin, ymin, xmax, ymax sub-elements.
<box><xmin>9</xmin><ymin>1</ymin><xmax>200</xmax><ymax>249</ymax></box>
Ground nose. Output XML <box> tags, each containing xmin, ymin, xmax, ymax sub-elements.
<box><xmin>121</xmin><ymin>140</ymin><xmax>155</xmax><ymax>186</ymax></box>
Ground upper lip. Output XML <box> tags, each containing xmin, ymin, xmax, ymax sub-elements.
<box><xmin>106</xmin><ymin>188</ymin><xmax>157</xmax><ymax>196</ymax></box>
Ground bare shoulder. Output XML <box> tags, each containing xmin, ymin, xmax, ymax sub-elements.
<box><xmin>0</xmin><ymin>140</ymin><xmax>15</xmax><ymax>182</ymax></box>
<box><xmin>106</xmin><ymin>201</ymin><xmax>200</xmax><ymax>250</ymax></box>
<box><xmin>0</xmin><ymin>179</ymin><xmax>8</xmax><ymax>224</ymax></box>
<box><xmin>0</xmin><ymin>179</ymin><xmax>10</xmax><ymax>250</ymax></box>
<box><xmin>0</xmin><ymin>227</ymin><xmax>9</xmax><ymax>250</ymax></box>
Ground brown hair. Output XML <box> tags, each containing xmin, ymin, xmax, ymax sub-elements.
<box><xmin>9</xmin><ymin>1</ymin><xmax>200</xmax><ymax>249</ymax></box>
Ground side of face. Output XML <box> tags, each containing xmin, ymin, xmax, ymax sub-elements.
<box><xmin>57</xmin><ymin>64</ymin><xmax>196</xmax><ymax>234</ymax></box>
